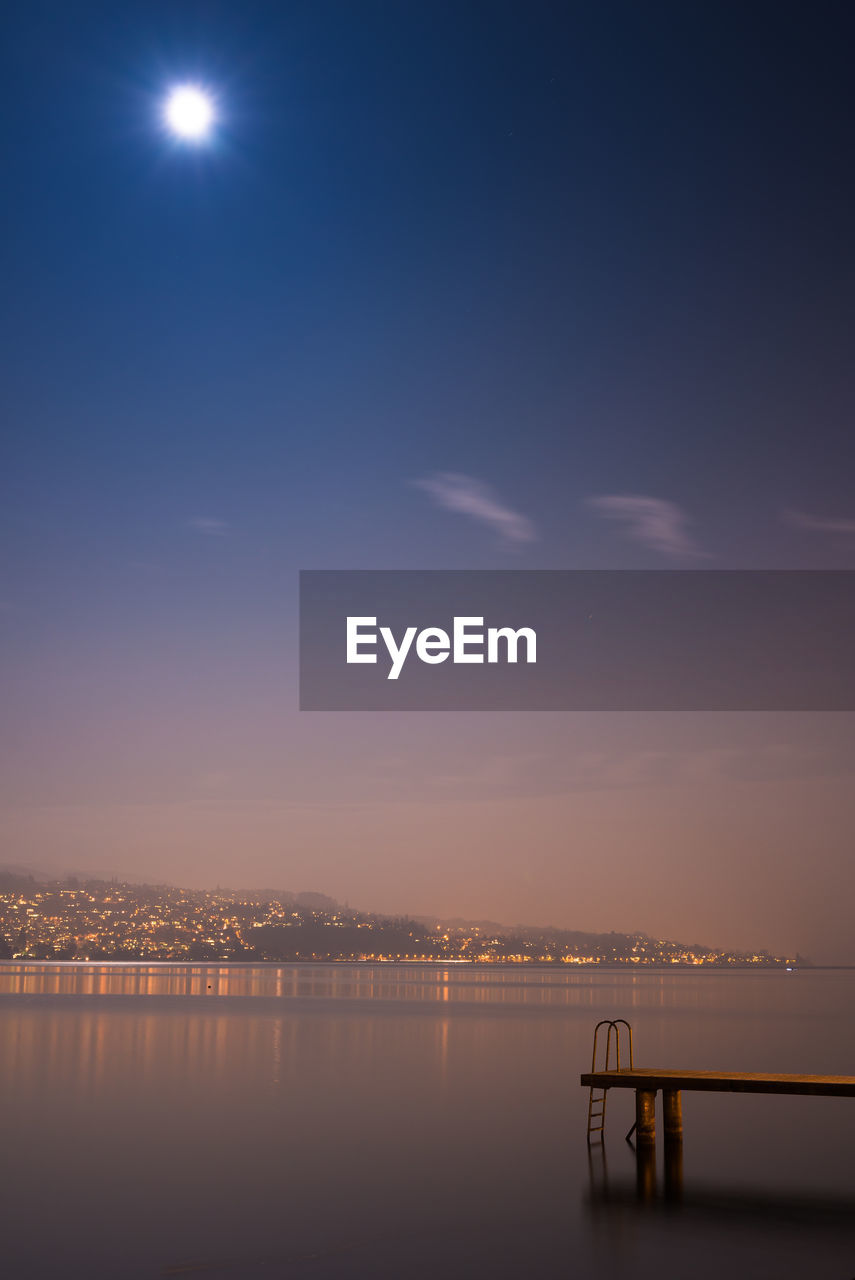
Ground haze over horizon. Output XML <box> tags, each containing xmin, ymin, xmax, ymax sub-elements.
<box><xmin>2</xmin><ymin>4</ymin><xmax>854</xmax><ymax>963</ymax></box>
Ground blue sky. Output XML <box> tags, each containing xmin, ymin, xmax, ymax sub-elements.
<box><xmin>2</xmin><ymin>1</ymin><xmax>854</xmax><ymax>958</ymax></box>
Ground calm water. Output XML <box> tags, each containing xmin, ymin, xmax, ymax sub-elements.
<box><xmin>1</xmin><ymin>964</ymin><xmax>854</xmax><ymax>1278</ymax></box>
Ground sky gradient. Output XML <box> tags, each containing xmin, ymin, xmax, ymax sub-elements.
<box><xmin>2</xmin><ymin>2</ymin><xmax>854</xmax><ymax>959</ymax></box>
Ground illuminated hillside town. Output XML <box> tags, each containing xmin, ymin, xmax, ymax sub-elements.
<box><xmin>0</xmin><ymin>875</ymin><xmax>795</xmax><ymax>966</ymax></box>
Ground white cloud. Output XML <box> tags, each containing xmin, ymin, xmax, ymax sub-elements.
<box><xmin>587</xmin><ymin>494</ymin><xmax>710</xmax><ymax>560</ymax></box>
<box><xmin>783</xmin><ymin>509</ymin><xmax>855</xmax><ymax>535</ymax></box>
<box><xmin>413</xmin><ymin>473</ymin><xmax>536</xmax><ymax>545</ymax></box>
<box><xmin>187</xmin><ymin>517</ymin><xmax>229</xmax><ymax>536</ymax></box>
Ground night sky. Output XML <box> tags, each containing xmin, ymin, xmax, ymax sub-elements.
<box><xmin>2</xmin><ymin>2</ymin><xmax>854</xmax><ymax>959</ymax></box>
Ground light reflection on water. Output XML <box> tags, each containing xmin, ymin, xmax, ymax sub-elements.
<box><xmin>1</xmin><ymin>964</ymin><xmax>854</xmax><ymax>1278</ymax></box>
<box><xmin>3</xmin><ymin>959</ymin><xmax>852</xmax><ymax>1012</ymax></box>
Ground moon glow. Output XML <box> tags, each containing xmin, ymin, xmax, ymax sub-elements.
<box><xmin>164</xmin><ymin>86</ymin><xmax>215</xmax><ymax>141</ymax></box>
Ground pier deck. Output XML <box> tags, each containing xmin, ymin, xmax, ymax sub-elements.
<box><xmin>580</xmin><ymin>1069</ymin><xmax>855</xmax><ymax>1097</ymax></box>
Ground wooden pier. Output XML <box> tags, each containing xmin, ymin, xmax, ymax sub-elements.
<box><xmin>582</xmin><ymin>1021</ymin><xmax>855</xmax><ymax>1151</ymax></box>
<box><xmin>580</xmin><ymin>1067</ymin><xmax>855</xmax><ymax>1145</ymax></box>
<box><xmin>581</xmin><ymin>1023</ymin><xmax>855</xmax><ymax>1203</ymax></box>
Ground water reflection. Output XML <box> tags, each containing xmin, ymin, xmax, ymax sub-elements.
<box><xmin>0</xmin><ymin>965</ymin><xmax>854</xmax><ymax>1278</ymax></box>
<box><xmin>584</xmin><ymin>1136</ymin><xmax>855</xmax><ymax>1280</ymax></box>
<box><xmin>586</xmin><ymin>1137</ymin><xmax>855</xmax><ymax>1225</ymax></box>
<box><xmin>2</xmin><ymin>960</ymin><xmax>852</xmax><ymax>1016</ymax></box>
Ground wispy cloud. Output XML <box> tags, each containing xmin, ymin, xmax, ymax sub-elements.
<box><xmin>783</xmin><ymin>509</ymin><xmax>855</xmax><ymax>535</ymax></box>
<box><xmin>187</xmin><ymin>517</ymin><xmax>229</xmax><ymax>536</ymax></box>
<box><xmin>413</xmin><ymin>472</ymin><xmax>536</xmax><ymax>545</ymax></box>
<box><xmin>587</xmin><ymin>494</ymin><xmax>710</xmax><ymax>560</ymax></box>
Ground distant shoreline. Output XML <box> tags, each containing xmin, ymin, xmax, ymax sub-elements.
<box><xmin>1</xmin><ymin>958</ymin><xmax>839</xmax><ymax>970</ymax></box>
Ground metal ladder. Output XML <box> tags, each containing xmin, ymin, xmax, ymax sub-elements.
<box><xmin>586</xmin><ymin>1018</ymin><xmax>633</xmax><ymax>1144</ymax></box>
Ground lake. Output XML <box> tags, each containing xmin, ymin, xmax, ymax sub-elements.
<box><xmin>1</xmin><ymin>963</ymin><xmax>853</xmax><ymax>1278</ymax></box>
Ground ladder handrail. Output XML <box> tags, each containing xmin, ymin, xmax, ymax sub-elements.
<box><xmin>591</xmin><ymin>1018</ymin><xmax>634</xmax><ymax>1073</ymax></box>
<box><xmin>587</xmin><ymin>1019</ymin><xmax>634</xmax><ymax>1143</ymax></box>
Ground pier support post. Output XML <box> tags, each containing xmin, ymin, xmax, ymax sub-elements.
<box><xmin>663</xmin><ymin>1089</ymin><xmax>682</xmax><ymax>1140</ymax></box>
<box><xmin>635</xmin><ymin>1089</ymin><xmax>656</xmax><ymax>1146</ymax></box>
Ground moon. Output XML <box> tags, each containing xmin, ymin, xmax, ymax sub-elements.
<box><xmin>163</xmin><ymin>86</ymin><xmax>216</xmax><ymax>142</ymax></box>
